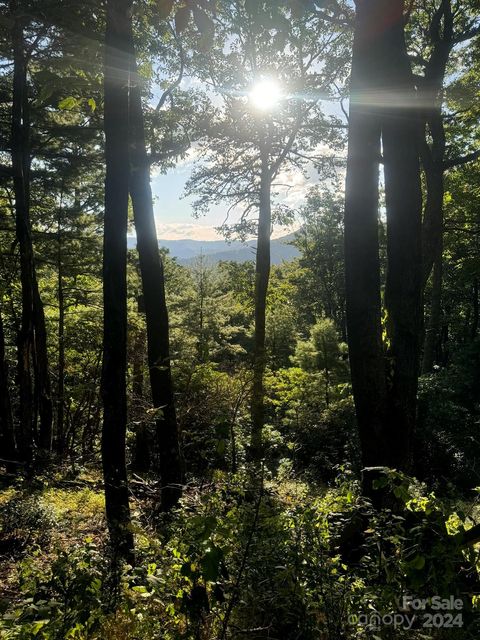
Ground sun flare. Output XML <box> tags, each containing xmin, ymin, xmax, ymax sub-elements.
<box><xmin>249</xmin><ymin>79</ymin><xmax>282</xmax><ymax>111</ymax></box>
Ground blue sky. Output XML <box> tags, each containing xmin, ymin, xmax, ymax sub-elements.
<box><xmin>150</xmin><ymin>161</ymin><xmax>231</xmax><ymax>240</ymax></box>
<box><xmin>150</xmin><ymin>155</ymin><xmax>314</xmax><ymax>241</ymax></box>
<box><xmin>149</xmin><ymin>81</ymin><xmax>346</xmax><ymax>241</ymax></box>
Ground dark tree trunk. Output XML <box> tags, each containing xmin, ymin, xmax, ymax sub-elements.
<box><xmin>472</xmin><ymin>279</ymin><xmax>479</xmax><ymax>340</ymax></box>
<box><xmin>0</xmin><ymin>307</ymin><xmax>16</xmax><ymax>466</ymax></box>
<box><xmin>420</xmin><ymin>149</ymin><xmax>444</xmax><ymax>376</ymax></box>
<box><xmin>33</xmin><ymin>284</ymin><xmax>53</xmax><ymax>451</ymax></box>
<box><xmin>131</xmin><ymin>309</ymin><xmax>150</xmax><ymax>475</ymax></box>
<box><xmin>421</xmin><ymin>124</ymin><xmax>446</xmax><ymax>288</ymax></box>
<box><xmin>344</xmin><ymin>0</ymin><xmax>387</xmax><ymax>469</ymax></box>
<box><xmin>381</xmin><ymin>0</ymin><xmax>423</xmax><ymax>471</ymax></box>
<box><xmin>55</xmin><ymin>217</ymin><xmax>65</xmax><ymax>453</ymax></box>
<box><xmin>11</xmin><ymin>8</ymin><xmax>34</xmax><ymax>463</ymax></box>
<box><xmin>129</xmin><ymin>60</ymin><xmax>183</xmax><ymax>511</ymax></box>
<box><xmin>10</xmin><ymin>5</ymin><xmax>52</xmax><ymax>460</ymax></box>
<box><xmin>345</xmin><ymin>0</ymin><xmax>423</xmax><ymax>477</ymax></box>
<box><xmin>101</xmin><ymin>0</ymin><xmax>134</xmax><ymax>562</ymax></box>
<box><xmin>419</xmin><ymin>1</ymin><xmax>453</xmax><ymax>370</ymax></box>
<box><xmin>250</xmin><ymin>150</ymin><xmax>271</xmax><ymax>465</ymax></box>
<box><xmin>422</xmin><ymin>252</ymin><xmax>443</xmax><ymax>373</ymax></box>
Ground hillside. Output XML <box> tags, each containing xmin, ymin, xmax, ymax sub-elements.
<box><xmin>127</xmin><ymin>233</ymin><xmax>300</xmax><ymax>265</ymax></box>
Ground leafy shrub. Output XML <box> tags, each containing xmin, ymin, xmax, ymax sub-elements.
<box><xmin>265</xmin><ymin>367</ymin><xmax>358</xmax><ymax>480</ymax></box>
<box><xmin>1</xmin><ymin>539</ymin><xmax>106</xmax><ymax>639</ymax></box>
<box><xmin>0</xmin><ymin>496</ymin><xmax>57</xmax><ymax>554</ymax></box>
<box><xmin>416</xmin><ymin>365</ymin><xmax>480</xmax><ymax>491</ymax></box>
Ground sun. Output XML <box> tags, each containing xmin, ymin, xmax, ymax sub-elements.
<box><xmin>249</xmin><ymin>79</ymin><xmax>282</xmax><ymax>111</ymax></box>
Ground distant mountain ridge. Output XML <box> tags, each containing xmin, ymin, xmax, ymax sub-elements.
<box><xmin>127</xmin><ymin>233</ymin><xmax>299</xmax><ymax>265</ymax></box>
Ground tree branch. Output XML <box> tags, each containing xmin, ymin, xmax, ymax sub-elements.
<box><xmin>443</xmin><ymin>149</ymin><xmax>480</xmax><ymax>169</ymax></box>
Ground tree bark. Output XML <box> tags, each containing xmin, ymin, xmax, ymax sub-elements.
<box><xmin>250</xmin><ymin>149</ymin><xmax>271</xmax><ymax>465</ymax></box>
<box><xmin>419</xmin><ymin>1</ymin><xmax>453</xmax><ymax>370</ymax></box>
<box><xmin>11</xmin><ymin>7</ymin><xmax>33</xmax><ymax>463</ymax></box>
<box><xmin>129</xmin><ymin>60</ymin><xmax>183</xmax><ymax>511</ymax></box>
<box><xmin>344</xmin><ymin>0</ymin><xmax>388</xmax><ymax>469</ymax></box>
<box><xmin>472</xmin><ymin>279</ymin><xmax>479</xmax><ymax>340</ymax></box>
<box><xmin>101</xmin><ymin>0</ymin><xmax>134</xmax><ymax>562</ymax></box>
<box><xmin>33</xmin><ymin>284</ymin><xmax>53</xmax><ymax>451</ymax></box>
<box><xmin>10</xmin><ymin>5</ymin><xmax>52</xmax><ymax>460</ymax></box>
<box><xmin>0</xmin><ymin>307</ymin><xmax>16</xmax><ymax>466</ymax></box>
<box><xmin>345</xmin><ymin>0</ymin><xmax>423</xmax><ymax>476</ymax></box>
<box><xmin>381</xmin><ymin>0</ymin><xmax>423</xmax><ymax>471</ymax></box>
<box><xmin>422</xmin><ymin>251</ymin><xmax>443</xmax><ymax>373</ymax></box>
<box><xmin>55</xmin><ymin>214</ymin><xmax>65</xmax><ymax>453</ymax></box>
<box><xmin>131</xmin><ymin>298</ymin><xmax>150</xmax><ymax>475</ymax></box>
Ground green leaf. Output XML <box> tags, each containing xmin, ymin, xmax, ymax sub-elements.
<box><xmin>87</xmin><ymin>97</ymin><xmax>96</xmax><ymax>112</ymax></box>
<box><xmin>408</xmin><ymin>555</ymin><xmax>426</xmax><ymax>571</ymax></box>
<box><xmin>201</xmin><ymin>546</ymin><xmax>223</xmax><ymax>582</ymax></box>
<box><xmin>58</xmin><ymin>96</ymin><xmax>78</xmax><ymax>110</ymax></box>
<box><xmin>32</xmin><ymin>620</ymin><xmax>49</xmax><ymax>636</ymax></box>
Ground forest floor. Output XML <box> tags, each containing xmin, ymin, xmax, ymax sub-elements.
<box><xmin>0</xmin><ymin>469</ymin><xmax>479</xmax><ymax>639</ymax></box>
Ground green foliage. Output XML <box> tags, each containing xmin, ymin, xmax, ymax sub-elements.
<box><xmin>1</xmin><ymin>539</ymin><xmax>105</xmax><ymax>639</ymax></box>
<box><xmin>175</xmin><ymin>363</ymin><xmax>250</xmax><ymax>477</ymax></box>
<box><xmin>0</xmin><ymin>496</ymin><xmax>57</xmax><ymax>553</ymax></box>
<box><xmin>415</xmin><ymin>346</ymin><xmax>480</xmax><ymax>491</ymax></box>
<box><xmin>265</xmin><ymin>366</ymin><xmax>358</xmax><ymax>479</ymax></box>
<box><xmin>294</xmin><ymin>317</ymin><xmax>347</xmax><ymax>375</ymax></box>
<box><xmin>1</xmin><ymin>472</ymin><xmax>480</xmax><ymax>639</ymax></box>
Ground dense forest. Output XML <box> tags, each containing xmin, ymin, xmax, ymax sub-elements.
<box><xmin>0</xmin><ymin>0</ymin><xmax>479</xmax><ymax>638</ymax></box>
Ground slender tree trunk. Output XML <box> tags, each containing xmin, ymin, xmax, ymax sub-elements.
<box><xmin>131</xmin><ymin>306</ymin><xmax>150</xmax><ymax>474</ymax></box>
<box><xmin>421</xmin><ymin>130</ymin><xmax>446</xmax><ymax>288</ymax></box>
<box><xmin>381</xmin><ymin>0</ymin><xmax>423</xmax><ymax>470</ymax></box>
<box><xmin>250</xmin><ymin>150</ymin><xmax>271</xmax><ymax>465</ymax></box>
<box><xmin>101</xmin><ymin>0</ymin><xmax>134</xmax><ymax>562</ymax></box>
<box><xmin>344</xmin><ymin>0</ymin><xmax>387</xmax><ymax>470</ymax></box>
<box><xmin>11</xmin><ymin>8</ymin><xmax>34</xmax><ymax>463</ymax></box>
<box><xmin>472</xmin><ymin>279</ymin><xmax>479</xmax><ymax>340</ymax></box>
<box><xmin>421</xmin><ymin>155</ymin><xmax>444</xmax><ymax>376</ymax></box>
<box><xmin>56</xmin><ymin>217</ymin><xmax>65</xmax><ymax>453</ymax></box>
<box><xmin>129</xmin><ymin>59</ymin><xmax>183</xmax><ymax>511</ymax></box>
<box><xmin>10</xmin><ymin>5</ymin><xmax>52</xmax><ymax>460</ymax></box>
<box><xmin>33</xmin><ymin>284</ymin><xmax>53</xmax><ymax>451</ymax></box>
<box><xmin>422</xmin><ymin>251</ymin><xmax>443</xmax><ymax>373</ymax></box>
<box><xmin>419</xmin><ymin>1</ymin><xmax>452</xmax><ymax>371</ymax></box>
<box><xmin>0</xmin><ymin>307</ymin><xmax>16</xmax><ymax>466</ymax></box>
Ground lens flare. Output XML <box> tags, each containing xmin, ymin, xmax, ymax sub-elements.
<box><xmin>249</xmin><ymin>79</ymin><xmax>282</xmax><ymax>111</ymax></box>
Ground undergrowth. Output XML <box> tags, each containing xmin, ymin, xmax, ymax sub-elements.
<box><xmin>0</xmin><ymin>470</ymin><xmax>479</xmax><ymax>639</ymax></box>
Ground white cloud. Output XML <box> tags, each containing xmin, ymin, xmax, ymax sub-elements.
<box><xmin>274</xmin><ymin>167</ymin><xmax>310</xmax><ymax>207</ymax></box>
<box><xmin>154</xmin><ymin>222</ymin><xmax>224</xmax><ymax>241</ymax></box>
<box><xmin>153</xmin><ymin>220</ymin><xmax>299</xmax><ymax>241</ymax></box>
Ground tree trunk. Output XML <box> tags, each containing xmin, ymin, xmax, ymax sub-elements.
<box><xmin>381</xmin><ymin>0</ymin><xmax>423</xmax><ymax>470</ymax></box>
<box><xmin>0</xmin><ymin>307</ymin><xmax>16</xmax><ymax>467</ymax></box>
<box><xmin>33</xmin><ymin>284</ymin><xmax>53</xmax><ymax>451</ymax></box>
<box><xmin>250</xmin><ymin>150</ymin><xmax>271</xmax><ymax>465</ymax></box>
<box><xmin>10</xmin><ymin>5</ymin><xmax>52</xmax><ymax>460</ymax></box>
<box><xmin>129</xmin><ymin>59</ymin><xmax>183</xmax><ymax>511</ymax></box>
<box><xmin>131</xmin><ymin>302</ymin><xmax>150</xmax><ymax>474</ymax></box>
<box><xmin>55</xmin><ymin>216</ymin><xmax>65</xmax><ymax>453</ymax></box>
<box><xmin>422</xmin><ymin>252</ymin><xmax>443</xmax><ymax>373</ymax></box>
<box><xmin>11</xmin><ymin>8</ymin><xmax>34</xmax><ymax>463</ymax></box>
<box><xmin>345</xmin><ymin>0</ymin><xmax>423</xmax><ymax>477</ymax></box>
<box><xmin>472</xmin><ymin>279</ymin><xmax>479</xmax><ymax>340</ymax></box>
<box><xmin>344</xmin><ymin>0</ymin><xmax>387</xmax><ymax>470</ymax></box>
<box><xmin>419</xmin><ymin>0</ymin><xmax>452</xmax><ymax>371</ymax></box>
<box><xmin>101</xmin><ymin>0</ymin><xmax>134</xmax><ymax>562</ymax></box>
